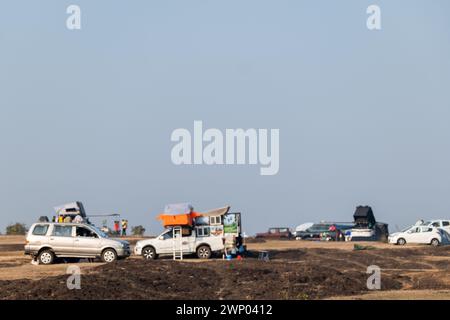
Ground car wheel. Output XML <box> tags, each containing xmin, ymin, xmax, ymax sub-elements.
<box><xmin>142</xmin><ymin>246</ymin><xmax>158</xmax><ymax>260</ymax></box>
<box><xmin>397</xmin><ymin>238</ymin><xmax>406</xmax><ymax>246</ymax></box>
<box><xmin>197</xmin><ymin>245</ymin><xmax>211</xmax><ymax>259</ymax></box>
<box><xmin>38</xmin><ymin>249</ymin><xmax>55</xmax><ymax>265</ymax></box>
<box><xmin>431</xmin><ymin>238</ymin><xmax>440</xmax><ymax>247</ymax></box>
<box><xmin>101</xmin><ymin>249</ymin><xmax>117</xmax><ymax>263</ymax></box>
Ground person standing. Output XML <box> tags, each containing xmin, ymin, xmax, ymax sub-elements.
<box><xmin>121</xmin><ymin>219</ymin><xmax>128</xmax><ymax>236</ymax></box>
<box><xmin>114</xmin><ymin>221</ymin><xmax>120</xmax><ymax>235</ymax></box>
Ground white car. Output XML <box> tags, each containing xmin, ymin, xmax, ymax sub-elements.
<box><xmin>421</xmin><ymin>220</ymin><xmax>450</xmax><ymax>233</ymax></box>
<box><xmin>388</xmin><ymin>226</ymin><xmax>443</xmax><ymax>246</ymax></box>
<box><xmin>134</xmin><ymin>227</ymin><xmax>225</xmax><ymax>259</ymax></box>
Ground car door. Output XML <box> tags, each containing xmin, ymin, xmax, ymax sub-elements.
<box><xmin>49</xmin><ymin>225</ymin><xmax>74</xmax><ymax>255</ymax></box>
<box><xmin>73</xmin><ymin>226</ymin><xmax>101</xmax><ymax>257</ymax></box>
<box><xmin>416</xmin><ymin>227</ymin><xmax>431</xmax><ymax>243</ymax></box>
<box><xmin>404</xmin><ymin>227</ymin><xmax>420</xmax><ymax>243</ymax></box>
<box><xmin>181</xmin><ymin>228</ymin><xmax>195</xmax><ymax>253</ymax></box>
<box><xmin>157</xmin><ymin>230</ymin><xmax>175</xmax><ymax>254</ymax></box>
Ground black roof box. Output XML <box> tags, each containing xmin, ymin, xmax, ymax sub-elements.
<box><xmin>353</xmin><ymin>206</ymin><xmax>376</xmax><ymax>225</ymax></box>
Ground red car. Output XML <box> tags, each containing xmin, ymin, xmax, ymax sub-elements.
<box><xmin>255</xmin><ymin>227</ymin><xmax>293</xmax><ymax>240</ymax></box>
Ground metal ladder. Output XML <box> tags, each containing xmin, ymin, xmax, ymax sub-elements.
<box><xmin>172</xmin><ymin>226</ymin><xmax>183</xmax><ymax>260</ymax></box>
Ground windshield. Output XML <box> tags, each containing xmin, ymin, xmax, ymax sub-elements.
<box><xmin>308</xmin><ymin>224</ymin><xmax>330</xmax><ymax>232</ymax></box>
<box><xmin>159</xmin><ymin>229</ymin><xmax>174</xmax><ymax>240</ymax></box>
<box><xmin>401</xmin><ymin>226</ymin><xmax>412</xmax><ymax>232</ymax></box>
<box><xmin>90</xmin><ymin>225</ymin><xmax>108</xmax><ymax>238</ymax></box>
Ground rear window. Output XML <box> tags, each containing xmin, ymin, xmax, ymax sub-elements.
<box><xmin>32</xmin><ymin>224</ymin><xmax>49</xmax><ymax>236</ymax></box>
<box><xmin>443</xmin><ymin>221</ymin><xmax>450</xmax><ymax>227</ymax></box>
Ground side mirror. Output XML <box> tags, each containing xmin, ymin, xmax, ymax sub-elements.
<box><xmin>159</xmin><ymin>236</ymin><xmax>164</xmax><ymax>240</ymax></box>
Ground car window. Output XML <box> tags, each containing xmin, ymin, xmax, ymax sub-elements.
<box><xmin>89</xmin><ymin>226</ymin><xmax>108</xmax><ymax>238</ymax></box>
<box><xmin>210</xmin><ymin>216</ymin><xmax>222</xmax><ymax>225</ymax></box>
<box><xmin>76</xmin><ymin>226</ymin><xmax>97</xmax><ymax>238</ymax></box>
<box><xmin>432</xmin><ymin>222</ymin><xmax>440</xmax><ymax>227</ymax></box>
<box><xmin>181</xmin><ymin>227</ymin><xmax>192</xmax><ymax>237</ymax></box>
<box><xmin>196</xmin><ymin>227</ymin><xmax>210</xmax><ymax>237</ymax></box>
<box><xmin>280</xmin><ymin>228</ymin><xmax>288</xmax><ymax>233</ymax></box>
<box><xmin>52</xmin><ymin>225</ymin><xmax>73</xmax><ymax>237</ymax></box>
<box><xmin>162</xmin><ymin>231</ymin><xmax>174</xmax><ymax>240</ymax></box>
<box><xmin>443</xmin><ymin>221</ymin><xmax>450</xmax><ymax>227</ymax></box>
<box><xmin>32</xmin><ymin>224</ymin><xmax>49</xmax><ymax>236</ymax></box>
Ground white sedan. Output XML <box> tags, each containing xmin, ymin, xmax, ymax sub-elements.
<box><xmin>388</xmin><ymin>226</ymin><xmax>443</xmax><ymax>246</ymax></box>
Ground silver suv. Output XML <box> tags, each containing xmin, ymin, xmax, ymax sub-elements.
<box><xmin>25</xmin><ymin>223</ymin><xmax>131</xmax><ymax>264</ymax></box>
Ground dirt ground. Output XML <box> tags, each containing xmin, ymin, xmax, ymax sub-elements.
<box><xmin>0</xmin><ymin>236</ymin><xmax>449</xmax><ymax>300</ymax></box>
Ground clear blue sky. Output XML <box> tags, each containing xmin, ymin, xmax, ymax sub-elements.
<box><xmin>1</xmin><ymin>1</ymin><xmax>449</xmax><ymax>235</ymax></box>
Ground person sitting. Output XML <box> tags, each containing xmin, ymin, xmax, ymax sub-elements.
<box><xmin>73</xmin><ymin>215</ymin><xmax>83</xmax><ymax>223</ymax></box>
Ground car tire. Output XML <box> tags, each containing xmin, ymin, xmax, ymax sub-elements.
<box><xmin>38</xmin><ymin>249</ymin><xmax>55</xmax><ymax>265</ymax></box>
<box><xmin>197</xmin><ymin>245</ymin><xmax>211</xmax><ymax>259</ymax></box>
<box><xmin>142</xmin><ymin>246</ymin><xmax>158</xmax><ymax>260</ymax></box>
<box><xmin>431</xmin><ymin>238</ymin><xmax>440</xmax><ymax>247</ymax></box>
<box><xmin>101</xmin><ymin>249</ymin><xmax>117</xmax><ymax>263</ymax></box>
<box><xmin>397</xmin><ymin>238</ymin><xmax>406</xmax><ymax>246</ymax></box>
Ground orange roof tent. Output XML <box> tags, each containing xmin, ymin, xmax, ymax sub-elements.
<box><xmin>157</xmin><ymin>212</ymin><xmax>201</xmax><ymax>227</ymax></box>
<box><xmin>157</xmin><ymin>204</ymin><xmax>230</xmax><ymax>228</ymax></box>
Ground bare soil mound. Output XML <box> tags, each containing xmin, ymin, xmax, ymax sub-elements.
<box><xmin>0</xmin><ymin>247</ymin><xmax>448</xmax><ymax>300</ymax></box>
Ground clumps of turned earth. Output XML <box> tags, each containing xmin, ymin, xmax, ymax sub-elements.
<box><xmin>2</xmin><ymin>246</ymin><xmax>449</xmax><ymax>300</ymax></box>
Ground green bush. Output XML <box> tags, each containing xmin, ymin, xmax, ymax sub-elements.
<box><xmin>6</xmin><ymin>223</ymin><xmax>27</xmax><ymax>235</ymax></box>
<box><xmin>131</xmin><ymin>225</ymin><xmax>146</xmax><ymax>236</ymax></box>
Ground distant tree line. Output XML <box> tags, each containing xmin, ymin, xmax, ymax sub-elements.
<box><xmin>6</xmin><ymin>223</ymin><xmax>27</xmax><ymax>235</ymax></box>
